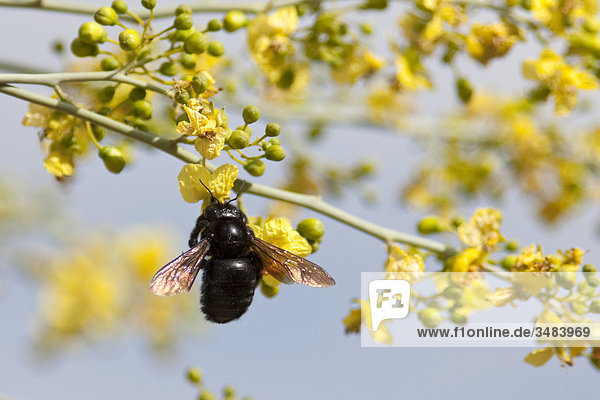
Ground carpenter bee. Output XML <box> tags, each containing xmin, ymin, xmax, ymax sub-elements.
<box><xmin>149</xmin><ymin>183</ymin><xmax>335</xmax><ymax>323</ymax></box>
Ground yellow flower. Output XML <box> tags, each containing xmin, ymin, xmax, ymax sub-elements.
<box><xmin>251</xmin><ymin>217</ymin><xmax>312</xmax><ymax>257</ymax></box>
<box><xmin>178</xmin><ymin>163</ymin><xmax>238</xmax><ymax>206</ymax></box>
<box><xmin>395</xmin><ymin>49</ymin><xmax>432</xmax><ymax>91</ymax></box>
<box><xmin>458</xmin><ymin>208</ymin><xmax>504</xmax><ymax>251</ymax></box>
<box><xmin>247</xmin><ymin>6</ymin><xmax>301</xmax><ymax>87</ymax></box>
<box><xmin>449</xmin><ymin>248</ymin><xmax>484</xmax><ymax>272</ymax></box>
<box><xmin>466</xmin><ymin>23</ymin><xmax>520</xmax><ymax>65</ymax></box>
<box><xmin>176</xmin><ymin>99</ymin><xmax>227</xmax><ymax>160</ymax></box>
<box><xmin>331</xmin><ymin>47</ymin><xmax>384</xmax><ymax>84</ymax></box>
<box><xmin>531</xmin><ymin>0</ymin><xmax>597</xmax><ymax>33</ymax></box>
<box><xmin>486</xmin><ymin>287</ymin><xmax>516</xmax><ymax>307</ymax></box>
<box><xmin>44</xmin><ymin>151</ymin><xmax>75</xmax><ymax>178</ymax></box>
<box><xmin>384</xmin><ymin>245</ymin><xmax>424</xmax><ymax>283</ymax></box>
<box><xmin>522</xmin><ymin>48</ymin><xmax>598</xmax><ymax>114</ymax></box>
<box><xmin>342</xmin><ymin>304</ymin><xmax>361</xmax><ymax>334</ymax></box>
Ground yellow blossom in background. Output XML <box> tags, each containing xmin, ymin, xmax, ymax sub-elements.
<box><xmin>395</xmin><ymin>50</ymin><xmax>432</xmax><ymax>90</ymax></box>
<box><xmin>176</xmin><ymin>98</ymin><xmax>227</xmax><ymax>160</ymax></box>
<box><xmin>449</xmin><ymin>248</ymin><xmax>484</xmax><ymax>272</ymax></box>
<box><xmin>514</xmin><ymin>244</ymin><xmax>547</xmax><ymax>271</ymax></box>
<box><xmin>342</xmin><ymin>306</ymin><xmax>361</xmax><ymax>334</ymax></box>
<box><xmin>522</xmin><ymin>49</ymin><xmax>598</xmax><ymax>114</ymax></box>
<box><xmin>251</xmin><ymin>217</ymin><xmax>312</xmax><ymax>257</ymax></box>
<box><xmin>366</xmin><ymin>86</ymin><xmax>408</xmax><ymax>124</ymax></box>
<box><xmin>466</xmin><ymin>23</ymin><xmax>520</xmax><ymax>65</ymax></box>
<box><xmin>331</xmin><ymin>47</ymin><xmax>384</xmax><ymax>84</ymax></box>
<box><xmin>486</xmin><ymin>287</ymin><xmax>516</xmax><ymax>307</ymax></box>
<box><xmin>359</xmin><ymin>300</ymin><xmax>393</xmax><ymax>345</ymax></box>
<box><xmin>34</xmin><ymin>243</ymin><xmax>122</xmax><ymax>346</ymax></box>
<box><xmin>384</xmin><ymin>245</ymin><xmax>424</xmax><ymax>283</ymax></box>
<box><xmin>458</xmin><ymin>208</ymin><xmax>504</xmax><ymax>251</ymax></box>
<box><xmin>460</xmin><ymin>278</ymin><xmax>491</xmax><ymax>312</ymax></box>
<box><xmin>178</xmin><ymin>163</ymin><xmax>238</xmax><ymax>206</ymax></box>
<box><xmin>247</xmin><ymin>6</ymin><xmax>303</xmax><ymax>88</ymax></box>
<box><xmin>530</xmin><ymin>0</ymin><xmax>598</xmax><ymax>33</ymax></box>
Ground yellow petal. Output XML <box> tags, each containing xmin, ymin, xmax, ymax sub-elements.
<box><xmin>524</xmin><ymin>347</ymin><xmax>554</xmax><ymax>367</ymax></box>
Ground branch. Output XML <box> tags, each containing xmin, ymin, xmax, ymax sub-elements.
<box><xmin>0</xmin><ymin>71</ymin><xmax>170</xmax><ymax>96</ymax></box>
<box><xmin>0</xmin><ymin>0</ymin><xmax>307</xmax><ymax>18</ymax></box>
<box><xmin>0</xmin><ymin>84</ymin><xmax>454</xmax><ymax>255</ymax></box>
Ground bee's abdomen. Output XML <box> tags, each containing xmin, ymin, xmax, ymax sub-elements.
<box><xmin>200</xmin><ymin>256</ymin><xmax>261</xmax><ymax>323</ymax></box>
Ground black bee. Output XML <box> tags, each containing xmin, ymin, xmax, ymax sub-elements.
<box><xmin>149</xmin><ymin>184</ymin><xmax>335</xmax><ymax>323</ymax></box>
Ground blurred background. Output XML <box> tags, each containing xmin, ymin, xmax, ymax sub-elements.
<box><xmin>1</xmin><ymin>1</ymin><xmax>600</xmax><ymax>399</ymax></box>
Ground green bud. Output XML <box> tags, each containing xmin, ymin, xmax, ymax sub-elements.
<box><xmin>100</xmin><ymin>56</ymin><xmax>120</xmax><ymax>71</ymax></box>
<box><xmin>308</xmin><ymin>239</ymin><xmax>319</xmax><ymax>253</ymax></box>
<box><xmin>242</xmin><ymin>105</ymin><xmax>260</xmax><ymax>124</ymax></box>
<box><xmin>297</xmin><ymin>218</ymin><xmax>324</xmax><ymax>241</ymax></box>
<box><xmin>277</xmin><ymin>67</ymin><xmax>295</xmax><ymax>89</ymax></box>
<box><xmin>268</xmin><ymin>138</ymin><xmax>280</xmax><ymax>146</ymax></box>
<box><xmin>505</xmin><ymin>239</ymin><xmax>520</xmax><ymax>252</ymax></box>
<box><xmin>129</xmin><ymin>87</ymin><xmax>146</xmax><ymax>101</ymax></box>
<box><xmin>223</xmin><ymin>10</ymin><xmax>248</xmax><ymax>32</ymax></box>
<box><xmin>244</xmin><ymin>159</ymin><xmax>265</xmax><ymax>177</ymax></box>
<box><xmin>265</xmin><ymin>123</ymin><xmax>281</xmax><ymax>137</ymax></box>
<box><xmin>360</xmin><ymin>23</ymin><xmax>373</xmax><ymax>35</ymax></box>
<box><xmin>95</xmin><ymin>6</ymin><xmax>119</xmax><ymax>26</ymax></box>
<box><xmin>184</xmin><ymin>32</ymin><xmax>208</xmax><ymax>54</ymax></box>
<box><xmin>260</xmin><ymin>280</ymin><xmax>279</xmax><ymax>298</ymax></box>
<box><xmin>555</xmin><ymin>271</ymin><xmax>577</xmax><ymax>290</ymax></box>
<box><xmin>571</xmin><ymin>300</ymin><xmax>588</xmax><ymax>315</ymax></box>
<box><xmin>417</xmin><ymin>216</ymin><xmax>442</xmax><ymax>234</ymax></box>
<box><xmin>528</xmin><ymin>85</ymin><xmax>551</xmax><ymax>102</ymax></box>
<box><xmin>119</xmin><ymin>29</ymin><xmax>141</xmax><ymax>51</ymax></box>
<box><xmin>98</xmin><ymin>86</ymin><xmax>116</xmax><ymax>103</ymax></box>
<box><xmin>418</xmin><ymin>308</ymin><xmax>442</xmax><ymax>328</ymax></box>
<box><xmin>198</xmin><ymin>391</ymin><xmax>216</xmax><ymax>400</ymax></box>
<box><xmin>131</xmin><ymin>99</ymin><xmax>153</xmax><ymax>119</ymax></box>
<box><xmin>456</xmin><ymin>77</ymin><xmax>473</xmax><ymax>103</ymax></box>
<box><xmin>238</xmin><ymin>125</ymin><xmax>252</xmax><ymax>135</ymax></box>
<box><xmin>185</xmin><ymin>367</ymin><xmax>203</xmax><ymax>384</ymax></box>
<box><xmin>261</xmin><ymin>141</ymin><xmax>272</xmax><ymax>151</ymax></box>
<box><xmin>174</xmin><ymin>13</ymin><xmax>193</xmax><ymax>30</ymax></box>
<box><xmin>175</xmin><ymin>4</ymin><xmax>192</xmax><ymax>15</ymax></box>
<box><xmin>207</xmin><ymin>19</ymin><xmax>223</xmax><ymax>31</ymax></box>
<box><xmin>159</xmin><ymin>61</ymin><xmax>178</xmax><ymax>77</ymax></box>
<box><xmin>207</xmin><ymin>41</ymin><xmax>225</xmax><ymax>57</ymax></box>
<box><xmin>223</xmin><ymin>386</ymin><xmax>236</xmax><ymax>398</ymax></box>
<box><xmin>583</xmin><ymin>264</ymin><xmax>596</xmax><ymax>274</ymax></box>
<box><xmin>501</xmin><ymin>255</ymin><xmax>517</xmax><ymax>270</ymax></box>
<box><xmin>175</xmin><ymin>90</ymin><xmax>191</xmax><ymax>105</ymax></box>
<box><xmin>192</xmin><ymin>74</ymin><xmax>210</xmax><ymax>93</ymax></box>
<box><xmin>141</xmin><ymin>0</ymin><xmax>156</xmax><ymax>10</ymax></box>
<box><xmin>170</xmin><ymin>28</ymin><xmax>193</xmax><ymax>42</ymax></box>
<box><xmin>520</xmin><ymin>0</ymin><xmax>532</xmax><ymax>10</ymax></box>
<box><xmin>587</xmin><ymin>275</ymin><xmax>600</xmax><ymax>287</ymax></box>
<box><xmin>589</xmin><ymin>299</ymin><xmax>600</xmax><ymax>313</ymax></box>
<box><xmin>91</xmin><ymin>124</ymin><xmax>106</xmax><ymax>141</ymax></box>
<box><xmin>264</xmin><ymin>145</ymin><xmax>286</xmax><ymax>161</ymax></box>
<box><xmin>111</xmin><ymin>0</ymin><xmax>128</xmax><ymax>14</ymax></box>
<box><xmin>450</xmin><ymin>310</ymin><xmax>468</xmax><ymax>325</ymax></box>
<box><xmin>78</xmin><ymin>22</ymin><xmax>107</xmax><ymax>44</ymax></box>
<box><xmin>451</xmin><ymin>216</ymin><xmax>465</xmax><ymax>229</ymax></box>
<box><xmin>442</xmin><ymin>286</ymin><xmax>462</xmax><ymax>301</ymax></box>
<box><xmin>99</xmin><ymin>146</ymin><xmax>126</xmax><ymax>173</ymax></box>
<box><xmin>180</xmin><ymin>52</ymin><xmax>197</xmax><ymax>69</ymax></box>
<box><xmin>228</xmin><ymin>130</ymin><xmax>250</xmax><ymax>149</ymax></box>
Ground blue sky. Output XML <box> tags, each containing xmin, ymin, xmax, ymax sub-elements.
<box><xmin>1</xmin><ymin>1</ymin><xmax>600</xmax><ymax>399</ymax></box>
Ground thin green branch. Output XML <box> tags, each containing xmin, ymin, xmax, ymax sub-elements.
<box><xmin>0</xmin><ymin>83</ymin><xmax>454</xmax><ymax>255</ymax></box>
<box><xmin>0</xmin><ymin>0</ymin><xmax>308</xmax><ymax>18</ymax></box>
<box><xmin>0</xmin><ymin>71</ymin><xmax>170</xmax><ymax>96</ymax></box>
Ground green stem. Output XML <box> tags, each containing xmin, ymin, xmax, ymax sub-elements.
<box><xmin>0</xmin><ymin>84</ymin><xmax>454</xmax><ymax>255</ymax></box>
<box><xmin>0</xmin><ymin>71</ymin><xmax>170</xmax><ymax>96</ymax></box>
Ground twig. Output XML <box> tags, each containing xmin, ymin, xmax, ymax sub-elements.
<box><xmin>0</xmin><ymin>83</ymin><xmax>454</xmax><ymax>255</ymax></box>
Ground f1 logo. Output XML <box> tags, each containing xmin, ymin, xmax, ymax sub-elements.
<box><xmin>368</xmin><ymin>279</ymin><xmax>410</xmax><ymax>330</ymax></box>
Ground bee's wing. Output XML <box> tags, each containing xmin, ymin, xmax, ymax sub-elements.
<box><xmin>251</xmin><ymin>237</ymin><xmax>335</xmax><ymax>287</ymax></box>
<box><xmin>149</xmin><ymin>239</ymin><xmax>210</xmax><ymax>296</ymax></box>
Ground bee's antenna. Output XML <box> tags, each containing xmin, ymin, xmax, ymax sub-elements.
<box><xmin>227</xmin><ymin>180</ymin><xmax>248</xmax><ymax>204</ymax></box>
<box><xmin>199</xmin><ymin>179</ymin><xmax>217</xmax><ymax>202</ymax></box>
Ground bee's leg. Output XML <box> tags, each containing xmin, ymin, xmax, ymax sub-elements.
<box><xmin>188</xmin><ymin>215</ymin><xmax>208</xmax><ymax>248</ymax></box>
